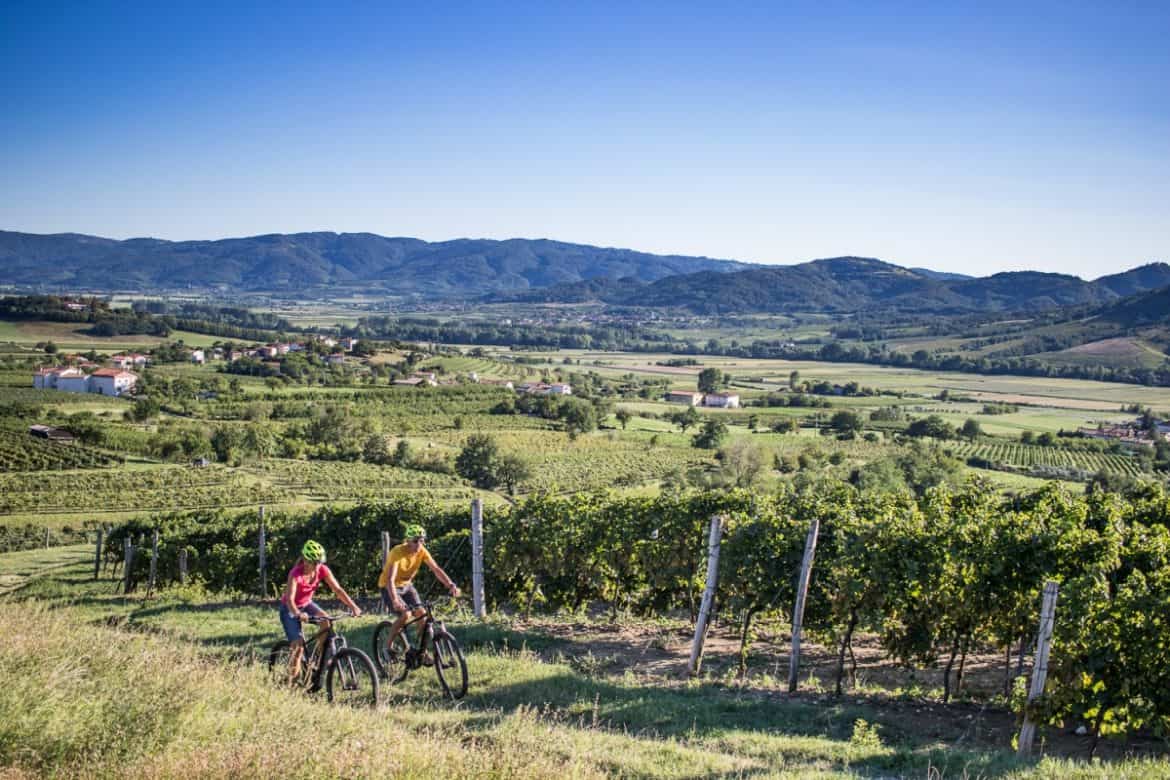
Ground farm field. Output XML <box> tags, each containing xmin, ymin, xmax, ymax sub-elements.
<box><xmin>495</xmin><ymin>349</ymin><xmax>1170</xmax><ymax>411</ymax></box>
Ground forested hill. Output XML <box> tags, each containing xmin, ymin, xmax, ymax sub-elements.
<box><xmin>498</xmin><ymin>256</ymin><xmax>1170</xmax><ymax>314</ymax></box>
<box><xmin>0</xmin><ymin>230</ymin><xmax>747</xmax><ymax>296</ymax></box>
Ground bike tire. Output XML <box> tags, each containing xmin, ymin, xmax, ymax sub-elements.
<box><xmin>432</xmin><ymin>631</ymin><xmax>468</xmax><ymax>700</ymax></box>
<box><xmin>326</xmin><ymin>648</ymin><xmax>380</xmax><ymax>708</ymax></box>
<box><xmin>373</xmin><ymin>620</ymin><xmax>410</xmax><ymax>684</ymax></box>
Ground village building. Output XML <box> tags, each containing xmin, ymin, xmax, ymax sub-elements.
<box><xmin>88</xmin><ymin>368</ymin><xmax>138</xmax><ymax>396</ymax></box>
<box><xmin>703</xmin><ymin>392</ymin><xmax>741</xmax><ymax>409</ymax></box>
<box><xmin>33</xmin><ymin>367</ymin><xmax>137</xmax><ymax>396</ymax></box>
<box><xmin>665</xmin><ymin>390</ymin><xmax>703</xmax><ymax>406</ymax></box>
<box><xmin>190</xmin><ymin>349</ymin><xmax>206</xmax><ymax>364</ymax></box>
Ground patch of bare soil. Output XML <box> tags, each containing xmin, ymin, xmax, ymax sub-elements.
<box><xmin>509</xmin><ymin>616</ymin><xmax>1169</xmax><ymax>761</ymax></box>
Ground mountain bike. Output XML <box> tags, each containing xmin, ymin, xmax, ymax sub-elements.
<box><xmin>372</xmin><ymin>599</ymin><xmax>468</xmax><ymax>699</ymax></box>
<box><xmin>268</xmin><ymin>612</ymin><xmax>380</xmax><ymax>707</ymax></box>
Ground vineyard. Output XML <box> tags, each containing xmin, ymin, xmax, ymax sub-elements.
<box><xmin>947</xmin><ymin>441</ymin><xmax>1151</xmax><ymax>479</ymax></box>
<box><xmin>433</xmin><ymin>429</ymin><xmax>712</xmax><ymax>492</ymax></box>
<box><xmin>0</xmin><ymin>428</ymin><xmax>121</xmax><ymax>471</ymax></box>
<box><xmin>243</xmin><ymin>459</ymin><xmax>479</xmax><ymax>502</ymax></box>
<box><xmin>0</xmin><ymin>465</ymin><xmax>290</xmax><ymax>515</ymax></box>
<box><xmin>104</xmin><ymin>479</ymin><xmax>1170</xmax><ymax>750</ymax></box>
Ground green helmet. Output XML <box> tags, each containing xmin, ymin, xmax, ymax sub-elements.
<box><xmin>301</xmin><ymin>539</ymin><xmax>326</xmax><ymax>563</ymax></box>
<box><xmin>403</xmin><ymin>523</ymin><xmax>427</xmax><ymax>541</ymax></box>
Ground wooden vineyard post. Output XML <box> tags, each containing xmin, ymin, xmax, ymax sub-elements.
<box><xmin>179</xmin><ymin>548</ymin><xmax>188</xmax><ymax>585</ymax></box>
<box><xmin>258</xmin><ymin>506</ymin><xmax>266</xmax><ymax>599</ymax></box>
<box><xmin>688</xmin><ymin>515</ymin><xmax>725</xmax><ymax>676</ymax></box>
<box><xmin>122</xmin><ymin>536</ymin><xmax>134</xmax><ymax>594</ymax></box>
<box><xmin>1018</xmin><ymin>581</ymin><xmax>1060</xmax><ymax>757</ymax></box>
<box><xmin>44</xmin><ymin>527</ymin><xmax>50</xmax><ymax>549</ymax></box>
<box><xmin>471</xmin><ymin>498</ymin><xmax>485</xmax><ymax>619</ymax></box>
<box><xmin>93</xmin><ymin>528</ymin><xmax>104</xmax><ymax>580</ymax></box>
<box><xmin>788</xmin><ymin>515</ymin><xmax>821</xmax><ymax>693</ymax></box>
<box><xmin>147</xmin><ymin>529</ymin><xmax>159</xmax><ymax>596</ymax></box>
<box><xmin>380</xmin><ymin>531</ymin><xmax>391</xmax><ymax>613</ymax></box>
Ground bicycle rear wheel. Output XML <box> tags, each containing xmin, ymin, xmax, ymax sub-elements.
<box><xmin>432</xmin><ymin>631</ymin><xmax>468</xmax><ymax>700</ymax></box>
<box><xmin>326</xmin><ymin>648</ymin><xmax>380</xmax><ymax>708</ymax></box>
<box><xmin>373</xmin><ymin>620</ymin><xmax>410</xmax><ymax>683</ymax></box>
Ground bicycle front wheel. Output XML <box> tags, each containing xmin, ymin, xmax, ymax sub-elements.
<box><xmin>433</xmin><ymin>631</ymin><xmax>468</xmax><ymax>700</ymax></box>
<box><xmin>326</xmin><ymin>648</ymin><xmax>380</xmax><ymax>708</ymax></box>
<box><xmin>373</xmin><ymin>620</ymin><xmax>410</xmax><ymax>683</ymax></box>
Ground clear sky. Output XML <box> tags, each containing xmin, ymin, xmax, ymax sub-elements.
<box><xmin>2</xmin><ymin>1</ymin><xmax>1167</xmax><ymax>278</ymax></box>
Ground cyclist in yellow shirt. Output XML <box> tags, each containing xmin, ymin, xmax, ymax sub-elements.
<box><xmin>378</xmin><ymin>524</ymin><xmax>459</xmax><ymax>655</ymax></box>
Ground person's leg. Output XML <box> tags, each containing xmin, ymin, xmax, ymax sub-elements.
<box><xmin>384</xmin><ymin>587</ymin><xmax>410</xmax><ymax>649</ymax></box>
<box><xmin>279</xmin><ymin>601</ymin><xmax>307</xmax><ymax>682</ymax></box>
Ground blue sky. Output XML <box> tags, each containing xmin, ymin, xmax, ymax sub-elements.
<box><xmin>2</xmin><ymin>1</ymin><xmax>1167</xmax><ymax>278</ymax></box>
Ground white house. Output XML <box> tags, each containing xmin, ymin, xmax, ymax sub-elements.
<box><xmin>33</xmin><ymin>367</ymin><xmax>137</xmax><ymax>396</ymax></box>
<box><xmin>549</xmin><ymin>383</ymin><xmax>573</xmax><ymax>396</ymax></box>
<box><xmin>34</xmin><ymin>367</ymin><xmax>86</xmax><ymax>391</ymax></box>
<box><xmin>88</xmin><ymin>368</ymin><xmax>138</xmax><ymax>396</ymax></box>
<box><xmin>703</xmin><ymin>392</ymin><xmax>740</xmax><ymax>409</ymax></box>
<box><xmin>190</xmin><ymin>349</ymin><xmax>206</xmax><ymax>364</ymax></box>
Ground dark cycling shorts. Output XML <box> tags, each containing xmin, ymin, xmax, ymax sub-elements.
<box><xmin>381</xmin><ymin>583</ymin><xmax>422</xmax><ymax>615</ymax></box>
<box><xmin>278</xmin><ymin>600</ymin><xmax>324</xmax><ymax>643</ymax></box>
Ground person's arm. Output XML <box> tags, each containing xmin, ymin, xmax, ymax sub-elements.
<box><xmin>284</xmin><ymin>570</ymin><xmax>303</xmax><ymax>620</ymax></box>
<box><xmin>386</xmin><ymin>562</ymin><xmax>405</xmax><ymax>611</ymax></box>
<box><xmin>322</xmin><ymin>568</ymin><xmax>362</xmax><ymax>617</ymax></box>
<box><xmin>426</xmin><ymin>558</ymin><xmax>460</xmax><ymax>597</ymax></box>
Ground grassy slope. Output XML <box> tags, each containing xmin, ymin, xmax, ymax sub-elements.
<box><xmin>2</xmin><ymin>556</ymin><xmax>1168</xmax><ymax>778</ymax></box>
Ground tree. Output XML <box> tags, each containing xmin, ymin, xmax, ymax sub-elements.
<box><xmin>455</xmin><ymin>434</ymin><xmax>501</xmax><ymax>488</ymax></box>
<box><xmin>560</xmin><ymin>398</ymin><xmax>597</xmax><ymax>437</ymax></box>
<box><xmin>770</xmin><ymin>417</ymin><xmax>798</xmax><ymax>434</ymax></box>
<box><xmin>692</xmin><ymin>419</ymin><xmax>729</xmax><ymax>449</ymax></box>
<box><xmin>717</xmin><ymin>440</ymin><xmax>766</xmax><ymax>487</ymax></box>
<box><xmin>670</xmin><ymin>406</ymin><xmax>701</xmax><ymax>433</ymax></box>
<box><xmin>391</xmin><ymin>439</ymin><xmax>412</xmax><ymax>467</ymax></box>
<box><xmin>905</xmin><ymin>415</ymin><xmax>955</xmax><ymax>440</ymax></box>
<box><xmin>789</xmin><ymin>370</ymin><xmax>800</xmax><ymax>391</ymax></box>
<box><xmin>615</xmin><ymin>408</ymin><xmax>632</xmax><ymax>430</ymax></box>
<box><xmin>829</xmin><ymin>410</ymin><xmax>863</xmax><ymax>435</ymax></box>
<box><xmin>746</xmin><ymin>414</ymin><xmax>759</xmax><ymax>431</ymax></box>
<box><xmin>495</xmin><ymin>454</ymin><xmax>532</xmax><ymax>495</ymax></box>
<box><xmin>698</xmin><ymin>367</ymin><xmax>722</xmax><ymax>394</ymax></box>
<box><xmin>362</xmin><ymin>433</ymin><xmax>392</xmax><ymax>464</ymax></box>
<box><xmin>960</xmin><ymin>419</ymin><xmax>982</xmax><ymax>441</ymax></box>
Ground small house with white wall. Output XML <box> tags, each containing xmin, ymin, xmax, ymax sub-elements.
<box><xmin>88</xmin><ymin>368</ymin><xmax>138</xmax><ymax>396</ymax></box>
<box><xmin>666</xmin><ymin>391</ymin><xmax>703</xmax><ymax>406</ymax></box>
<box><xmin>703</xmin><ymin>392</ymin><xmax>740</xmax><ymax>409</ymax></box>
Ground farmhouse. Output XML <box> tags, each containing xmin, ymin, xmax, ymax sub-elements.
<box><xmin>33</xmin><ymin>367</ymin><xmax>137</xmax><ymax>396</ymax></box>
<box><xmin>665</xmin><ymin>391</ymin><xmax>703</xmax><ymax>406</ymax></box>
<box><xmin>190</xmin><ymin>349</ymin><xmax>206</xmax><ymax>364</ymax></box>
<box><xmin>703</xmin><ymin>392</ymin><xmax>740</xmax><ymax>409</ymax></box>
<box><xmin>110</xmin><ymin>353</ymin><xmax>150</xmax><ymax>369</ymax></box>
<box><xmin>88</xmin><ymin>368</ymin><xmax>138</xmax><ymax>396</ymax></box>
<box><xmin>517</xmin><ymin>382</ymin><xmax>573</xmax><ymax>396</ymax></box>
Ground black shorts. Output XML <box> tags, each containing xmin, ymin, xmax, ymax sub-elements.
<box><xmin>382</xmin><ymin>583</ymin><xmax>422</xmax><ymax>614</ymax></box>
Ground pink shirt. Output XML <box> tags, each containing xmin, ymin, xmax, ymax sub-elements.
<box><xmin>282</xmin><ymin>561</ymin><xmax>332</xmax><ymax>609</ymax></box>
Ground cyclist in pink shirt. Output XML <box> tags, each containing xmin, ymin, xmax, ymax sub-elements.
<box><xmin>279</xmin><ymin>539</ymin><xmax>362</xmax><ymax>682</ymax></box>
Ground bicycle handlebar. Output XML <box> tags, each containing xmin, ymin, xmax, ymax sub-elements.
<box><xmin>302</xmin><ymin>611</ymin><xmax>358</xmax><ymax>624</ymax></box>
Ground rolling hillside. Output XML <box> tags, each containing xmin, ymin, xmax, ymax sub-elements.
<box><xmin>0</xmin><ymin>231</ymin><xmax>747</xmax><ymax>297</ymax></box>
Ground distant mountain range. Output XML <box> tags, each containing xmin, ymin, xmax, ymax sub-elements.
<box><xmin>1</xmin><ymin>230</ymin><xmax>1165</xmax><ymax>316</ymax></box>
<box><xmin>496</xmin><ymin>256</ymin><xmax>1170</xmax><ymax>314</ymax></box>
<box><xmin>0</xmin><ymin>230</ymin><xmax>747</xmax><ymax>296</ymax></box>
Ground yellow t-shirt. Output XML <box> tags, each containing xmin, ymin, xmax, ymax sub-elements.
<box><xmin>378</xmin><ymin>543</ymin><xmax>434</xmax><ymax>589</ymax></box>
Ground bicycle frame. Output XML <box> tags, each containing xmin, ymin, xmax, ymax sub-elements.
<box><xmin>294</xmin><ymin>616</ymin><xmax>350</xmax><ymax>687</ymax></box>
